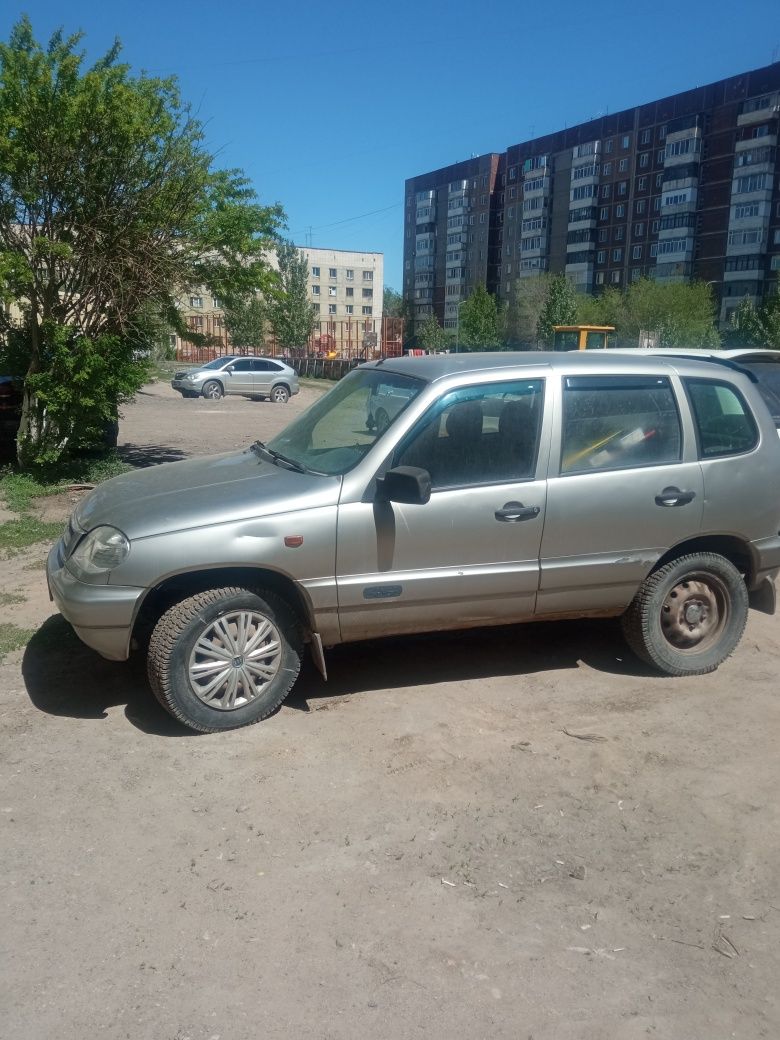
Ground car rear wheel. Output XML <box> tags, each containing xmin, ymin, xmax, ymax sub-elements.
<box><xmin>271</xmin><ymin>385</ymin><xmax>290</xmax><ymax>404</ymax></box>
<box><xmin>621</xmin><ymin>552</ymin><xmax>748</xmax><ymax>676</ymax></box>
<box><xmin>375</xmin><ymin>407</ymin><xmax>390</xmax><ymax>434</ymax></box>
<box><xmin>202</xmin><ymin>380</ymin><xmax>223</xmax><ymax>400</ymax></box>
<box><xmin>147</xmin><ymin>587</ymin><xmax>303</xmax><ymax>733</ymax></box>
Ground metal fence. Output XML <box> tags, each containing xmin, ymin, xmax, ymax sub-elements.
<box><xmin>174</xmin><ymin>316</ymin><xmax>405</xmax><ymax>366</ymax></box>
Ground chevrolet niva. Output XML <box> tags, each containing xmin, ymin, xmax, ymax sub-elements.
<box><xmin>48</xmin><ymin>352</ymin><xmax>780</xmax><ymax>732</ymax></box>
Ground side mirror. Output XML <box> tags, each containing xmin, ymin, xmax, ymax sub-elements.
<box><xmin>377</xmin><ymin>466</ymin><xmax>432</xmax><ymax>505</ymax></box>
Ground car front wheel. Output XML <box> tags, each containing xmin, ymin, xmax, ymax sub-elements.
<box><xmin>202</xmin><ymin>380</ymin><xmax>223</xmax><ymax>400</ymax></box>
<box><xmin>271</xmin><ymin>385</ymin><xmax>290</xmax><ymax>404</ymax></box>
<box><xmin>620</xmin><ymin>552</ymin><xmax>748</xmax><ymax>676</ymax></box>
<box><xmin>147</xmin><ymin>587</ymin><xmax>303</xmax><ymax>733</ymax></box>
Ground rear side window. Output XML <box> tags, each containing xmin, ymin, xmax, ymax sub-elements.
<box><xmin>561</xmin><ymin>375</ymin><xmax>682</xmax><ymax>474</ymax></box>
<box><xmin>685</xmin><ymin>379</ymin><xmax>758</xmax><ymax>457</ymax></box>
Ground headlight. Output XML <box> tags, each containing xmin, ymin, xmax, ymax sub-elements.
<box><xmin>70</xmin><ymin>526</ymin><xmax>130</xmax><ymax>578</ymax></box>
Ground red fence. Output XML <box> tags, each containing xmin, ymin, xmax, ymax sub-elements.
<box><xmin>175</xmin><ymin>316</ymin><xmax>405</xmax><ymax>365</ymax></box>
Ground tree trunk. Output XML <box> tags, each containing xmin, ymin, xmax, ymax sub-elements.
<box><xmin>16</xmin><ymin>317</ymin><xmax>41</xmax><ymax>468</ymax></box>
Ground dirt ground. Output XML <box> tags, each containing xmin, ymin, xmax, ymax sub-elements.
<box><xmin>1</xmin><ymin>380</ymin><xmax>779</xmax><ymax>1040</ymax></box>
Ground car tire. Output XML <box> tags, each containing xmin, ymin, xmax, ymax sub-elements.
<box><xmin>620</xmin><ymin>552</ymin><xmax>748</xmax><ymax>676</ymax></box>
<box><xmin>271</xmin><ymin>385</ymin><xmax>290</xmax><ymax>404</ymax></box>
<box><xmin>147</xmin><ymin>586</ymin><xmax>303</xmax><ymax>733</ymax></box>
<box><xmin>375</xmin><ymin>408</ymin><xmax>390</xmax><ymax>434</ymax></box>
<box><xmin>202</xmin><ymin>380</ymin><xmax>223</xmax><ymax>400</ymax></box>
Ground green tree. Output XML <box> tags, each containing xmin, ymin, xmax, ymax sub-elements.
<box><xmin>417</xmin><ymin>313</ymin><xmax>447</xmax><ymax>353</ymax></box>
<box><xmin>224</xmin><ymin>295</ymin><xmax>267</xmax><ymax>350</ymax></box>
<box><xmin>726</xmin><ymin>288</ymin><xmax>780</xmax><ymax>349</ymax></box>
<box><xmin>536</xmin><ymin>275</ymin><xmax>578</xmax><ymax>345</ymax></box>
<box><xmin>458</xmin><ymin>285</ymin><xmax>500</xmax><ymax>350</ymax></box>
<box><xmin>270</xmin><ymin>241</ymin><xmax>317</xmax><ymax>354</ymax></box>
<box><xmin>0</xmin><ymin>17</ymin><xmax>284</xmax><ymax>467</ymax></box>
<box><xmin>383</xmin><ymin>286</ymin><xmax>406</xmax><ymax>318</ymax></box>
<box><xmin>503</xmin><ymin>273</ymin><xmax>552</xmax><ymax>347</ymax></box>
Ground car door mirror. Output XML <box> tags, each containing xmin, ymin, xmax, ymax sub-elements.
<box><xmin>377</xmin><ymin>466</ymin><xmax>432</xmax><ymax>505</ymax></box>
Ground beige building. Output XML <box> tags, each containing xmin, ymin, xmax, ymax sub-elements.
<box><xmin>300</xmin><ymin>247</ymin><xmax>383</xmax><ymax>321</ymax></box>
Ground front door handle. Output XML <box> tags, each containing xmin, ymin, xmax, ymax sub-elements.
<box><xmin>495</xmin><ymin>501</ymin><xmax>540</xmax><ymax>522</ymax></box>
<box><xmin>655</xmin><ymin>486</ymin><xmax>696</xmax><ymax>507</ymax></box>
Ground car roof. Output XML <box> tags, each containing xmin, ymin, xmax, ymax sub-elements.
<box><xmin>601</xmin><ymin>347</ymin><xmax>780</xmax><ymax>363</ymax></box>
<box><xmin>361</xmin><ymin>350</ymin><xmax>759</xmax><ymax>383</ymax></box>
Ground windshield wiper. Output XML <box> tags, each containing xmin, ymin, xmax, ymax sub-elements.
<box><xmin>249</xmin><ymin>440</ymin><xmax>308</xmax><ymax>474</ymax></box>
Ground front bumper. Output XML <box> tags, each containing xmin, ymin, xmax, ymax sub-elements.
<box><xmin>171</xmin><ymin>378</ymin><xmax>199</xmax><ymax>392</ymax></box>
<box><xmin>47</xmin><ymin>542</ymin><xmax>145</xmax><ymax>661</ymax></box>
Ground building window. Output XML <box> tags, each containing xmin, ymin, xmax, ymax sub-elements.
<box><xmin>632</xmin><ymin>245</ymin><xmax>642</xmax><ymax>259</ymax></box>
<box><xmin>312</xmin><ymin>285</ymin><xmax>320</xmax><ymax>296</ymax></box>
<box><xmin>615</xmin><ymin>226</ymin><xmax>625</xmax><ymax>240</ymax></box>
<box><xmin>636</xmin><ymin>199</ymin><xmax>646</xmax><ymax>214</ymax></box>
<box><xmin>362</xmin><ymin>306</ymin><xmax>373</xmax><ymax>315</ymax></box>
<box><xmin>613</xmin><ymin>248</ymin><xmax>623</xmax><ymax>261</ymax></box>
<box><xmin>605</xmin><ymin>139</ymin><xmax>613</xmax><ymax>153</ymax></box>
<box><xmin>634</xmin><ymin>222</ymin><xmax>645</xmax><ymax>236</ymax></box>
<box><xmin>328</xmin><ymin>304</ymin><xmax>337</xmax><ymax>314</ymax></box>
<box><xmin>600</xmin><ymin>207</ymin><xmax>609</xmax><ymax>220</ymax></box>
<box><xmin>619</xmin><ymin>158</ymin><xmax>628</xmax><ymax>172</ymax></box>
<box><xmin>639</xmin><ymin>152</ymin><xmax>649</xmax><ymax>168</ymax></box>
<box><xmin>611</xmin><ymin>270</ymin><xmax>621</xmax><ymax>283</ymax></box>
<box><xmin>618</xmin><ymin>181</ymin><xmax>627</xmax><ymax>196</ymax></box>
<box><xmin>596</xmin><ymin>271</ymin><xmax>605</xmax><ymax>285</ymax></box>
<box><xmin>597</xmin><ymin>250</ymin><xmax>606</xmax><ymax>263</ymax></box>
<box><xmin>345</xmin><ymin>305</ymin><xmax>353</xmax><ymax>314</ymax></box>
<box><xmin>329</xmin><ymin>267</ymin><xmax>337</xmax><ymax>278</ymax></box>
<box><xmin>621</xmin><ymin>135</ymin><xmax>630</xmax><ymax>149</ymax></box>
<box><xmin>598</xmin><ymin>228</ymin><xmax>608</xmax><ymax>243</ymax></box>
<box><xmin>616</xmin><ymin>204</ymin><xmax>626</xmax><ymax>217</ymax></box>
<box><xmin>346</xmin><ymin>287</ymin><xmax>354</xmax><ymax>297</ymax></box>
<box><xmin>657</xmin><ymin>149</ymin><xmax>665</xmax><ymax>163</ymax></box>
<box><xmin>659</xmin><ymin>125</ymin><xmax>667</xmax><ymax>139</ymax></box>
<box><xmin>311</xmin><ymin>266</ymin><xmax>320</xmax><ymax>277</ymax></box>
<box><xmin>189</xmin><ymin>296</ymin><xmax>202</xmax><ymax>308</ymax></box>
<box><xmin>328</xmin><ymin>286</ymin><xmax>337</xmax><ymax>296</ymax></box>
<box><xmin>640</xmin><ymin>128</ymin><xmax>652</xmax><ymax>145</ymax></box>
<box><xmin>603</xmin><ymin>162</ymin><xmax>612</xmax><ymax>175</ymax></box>
<box><xmin>638</xmin><ymin>177</ymin><xmax>647</xmax><ymax>191</ymax></box>
<box><xmin>650</xmin><ymin>243</ymin><xmax>658</xmax><ymax>257</ymax></box>
<box><xmin>346</xmin><ymin>268</ymin><xmax>354</xmax><ymax>279</ymax></box>
<box><xmin>313</xmin><ymin>303</ymin><xmax>320</xmax><ymax>313</ymax></box>
<box><xmin>652</xmin><ymin>220</ymin><xmax>660</xmax><ymax>232</ymax></box>
<box><xmin>212</xmin><ymin>298</ymin><xmax>221</xmax><ymax>309</ymax></box>
<box><xmin>362</xmin><ymin>288</ymin><xmax>373</xmax><ymax>298</ymax></box>
<box><xmin>363</xmin><ymin>271</ymin><xmax>373</xmax><ymax>281</ymax></box>
<box><xmin>602</xmin><ymin>184</ymin><xmax>611</xmax><ymax>198</ymax></box>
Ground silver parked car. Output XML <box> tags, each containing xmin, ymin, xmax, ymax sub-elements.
<box><xmin>171</xmin><ymin>355</ymin><xmax>299</xmax><ymax>403</ymax></box>
<box><xmin>48</xmin><ymin>352</ymin><xmax>780</xmax><ymax>732</ymax></box>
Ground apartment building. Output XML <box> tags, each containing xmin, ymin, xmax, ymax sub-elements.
<box><xmin>403</xmin><ymin>61</ymin><xmax>780</xmax><ymax>328</ymax></box>
<box><xmin>300</xmin><ymin>247</ymin><xmax>383</xmax><ymax>321</ymax></box>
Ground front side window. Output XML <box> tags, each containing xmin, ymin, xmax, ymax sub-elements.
<box><xmin>685</xmin><ymin>379</ymin><xmax>758</xmax><ymax>457</ymax></box>
<box><xmin>230</xmin><ymin>359</ymin><xmax>254</xmax><ymax>372</ymax></box>
<box><xmin>395</xmin><ymin>380</ymin><xmax>545</xmax><ymax>489</ymax></box>
<box><xmin>561</xmin><ymin>376</ymin><xmax>682</xmax><ymax>474</ymax></box>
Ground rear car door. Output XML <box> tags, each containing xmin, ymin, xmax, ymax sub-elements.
<box><xmin>335</xmin><ymin>378</ymin><xmax>551</xmax><ymax>641</ymax></box>
<box><xmin>538</xmin><ymin>372</ymin><xmax>704</xmax><ymax>616</ymax></box>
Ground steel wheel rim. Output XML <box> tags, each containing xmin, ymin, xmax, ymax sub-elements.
<box><xmin>205</xmin><ymin>383</ymin><xmax>221</xmax><ymax>399</ymax></box>
<box><xmin>660</xmin><ymin>572</ymin><xmax>729</xmax><ymax>654</ymax></box>
<box><xmin>188</xmin><ymin>610</ymin><xmax>282</xmax><ymax>711</ymax></box>
<box><xmin>273</xmin><ymin>387</ymin><xmax>287</xmax><ymax>402</ymax></box>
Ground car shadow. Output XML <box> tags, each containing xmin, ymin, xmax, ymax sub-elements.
<box><xmin>21</xmin><ymin>612</ymin><xmax>655</xmax><ymax>735</ymax></box>
<box><xmin>118</xmin><ymin>443</ymin><xmax>190</xmax><ymax>467</ymax></box>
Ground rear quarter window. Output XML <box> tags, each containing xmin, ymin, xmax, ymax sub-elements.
<box><xmin>684</xmin><ymin>379</ymin><xmax>758</xmax><ymax>458</ymax></box>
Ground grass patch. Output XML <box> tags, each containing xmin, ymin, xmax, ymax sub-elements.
<box><xmin>0</xmin><ymin>451</ymin><xmax>131</xmax><ymax>514</ymax></box>
<box><xmin>0</xmin><ymin>517</ymin><xmax>64</xmax><ymax>553</ymax></box>
<box><xmin>0</xmin><ymin>591</ymin><xmax>25</xmax><ymax>607</ymax></box>
<box><xmin>0</xmin><ymin>622</ymin><xmax>36</xmax><ymax>661</ymax></box>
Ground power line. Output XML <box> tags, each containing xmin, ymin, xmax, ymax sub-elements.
<box><xmin>290</xmin><ymin>201</ymin><xmax>401</xmax><ymax>238</ymax></box>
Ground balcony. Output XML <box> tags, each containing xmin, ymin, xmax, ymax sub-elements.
<box><xmin>737</xmin><ymin>96</ymin><xmax>779</xmax><ymax>127</ymax></box>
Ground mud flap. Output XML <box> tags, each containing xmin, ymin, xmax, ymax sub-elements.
<box><xmin>749</xmin><ymin>576</ymin><xmax>776</xmax><ymax>616</ymax></box>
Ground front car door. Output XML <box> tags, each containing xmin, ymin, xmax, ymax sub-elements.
<box><xmin>538</xmin><ymin>369</ymin><xmax>704</xmax><ymax>617</ymax></box>
<box><xmin>335</xmin><ymin>377</ymin><xmax>551</xmax><ymax>641</ymax></box>
<box><xmin>222</xmin><ymin>358</ymin><xmax>255</xmax><ymax>395</ymax></box>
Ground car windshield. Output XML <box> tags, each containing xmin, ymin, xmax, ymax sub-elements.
<box><xmin>737</xmin><ymin>360</ymin><xmax>780</xmax><ymax>422</ymax></box>
<box><xmin>200</xmin><ymin>357</ymin><xmax>234</xmax><ymax>371</ymax></box>
<box><xmin>267</xmin><ymin>368</ymin><xmax>424</xmax><ymax>475</ymax></box>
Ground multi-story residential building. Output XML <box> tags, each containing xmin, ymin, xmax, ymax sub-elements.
<box><xmin>403</xmin><ymin>61</ymin><xmax>780</xmax><ymax>329</ymax></box>
<box><xmin>300</xmin><ymin>247</ymin><xmax>383</xmax><ymax>321</ymax></box>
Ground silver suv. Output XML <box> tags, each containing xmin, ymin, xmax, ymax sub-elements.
<box><xmin>48</xmin><ymin>352</ymin><xmax>780</xmax><ymax>733</ymax></box>
<box><xmin>171</xmin><ymin>355</ymin><xmax>299</xmax><ymax>403</ymax></box>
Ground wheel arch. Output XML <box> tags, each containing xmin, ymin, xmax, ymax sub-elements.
<box><xmin>652</xmin><ymin>534</ymin><xmax>753</xmax><ymax>584</ymax></box>
<box><xmin>132</xmin><ymin>565</ymin><xmax>315</xmax><ymax>648</ymax></box>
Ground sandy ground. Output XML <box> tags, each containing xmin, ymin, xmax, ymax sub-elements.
<box><xmin>1</xmin><ymin>380</ymin><xmax>779</xmax><ymax>1040</ymax></box>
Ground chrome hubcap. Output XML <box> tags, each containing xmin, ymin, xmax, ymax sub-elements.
<box><xmin>660</xmin><ymin>576</ymin><xmax>727</xmax><ymax>652</ymax></box>
<box><xmin>188</xmin><ymin>610</ymin><xmax>282</xmax><ymax>711</ymax></box>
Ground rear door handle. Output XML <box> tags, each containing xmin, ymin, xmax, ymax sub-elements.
<box><xmin>655</xmin><ymin>486</ymin><xmax>696</xmax><ymax>507</ymax></box>
<box><xmin>495</xmin><ymin>501</ymin><xmax>540</xmax><ymax>522</ymax></box>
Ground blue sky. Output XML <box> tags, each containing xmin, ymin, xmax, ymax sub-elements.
<box><xmin>3</xmin><ymin>1</ymin><xmax>778</xmax><ymax>288</ymax></box>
